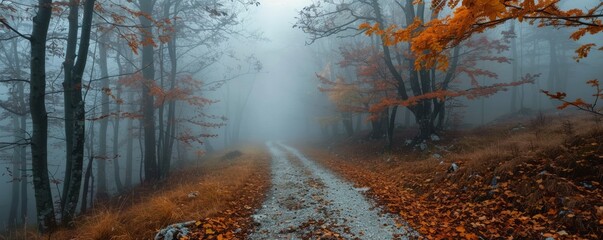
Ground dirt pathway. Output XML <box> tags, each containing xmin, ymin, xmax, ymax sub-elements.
<box><xmin>249</xmin><ymin>142</ymin><xmax>416</xmax><ymax>239</ymax></box>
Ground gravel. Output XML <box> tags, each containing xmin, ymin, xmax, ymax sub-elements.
<box><xmin>248</xmin><ymin>142</ymin><xmax>417</xmax><ymax>239</ymax></box>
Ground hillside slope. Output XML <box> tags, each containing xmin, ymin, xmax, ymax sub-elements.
<box><xmin>303</xmin><ymin>114</ymin><xmax>603</xmax><ymax>239</ymax></box>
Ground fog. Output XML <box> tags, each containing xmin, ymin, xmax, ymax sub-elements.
<box><xmin>224</xmin><ymin>0</ymin><xmax>322</xmax><ymax>143</ymax></box>
<box><xmin>0</xmin><ymin>0</ymin><xmax>602</xmax><ymax>233</ymax></box>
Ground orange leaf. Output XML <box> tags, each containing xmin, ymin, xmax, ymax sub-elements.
<box><xmin>465</xmin><ymin>233</ymin><xmax>479</xmax><ymax>240</ymax></box>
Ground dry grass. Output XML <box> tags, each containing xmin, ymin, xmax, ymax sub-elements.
<box><xmin>25</xmin><ymin>145</ymin><xmax>271</xmax><ymax>240</ymax></box>
<box><xmin>303</xmin><ymin>113</ymin><xmax>603</xmax><ymax>239</ymax></box>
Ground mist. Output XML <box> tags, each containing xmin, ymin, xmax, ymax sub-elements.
<box><xmin>0</xmin><ymin>0</ymin><xmax>602</xmax><ymax>238</ymax></box>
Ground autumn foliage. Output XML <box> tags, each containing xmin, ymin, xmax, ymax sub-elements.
<box><xmin>113</xmin><ymin>73</ymin><xmax>223</xmax><ymax>146</ymax></box>
<box><xmin>47</xmin><ymin>147</ymin><xmax>270</xmax><ymax>240</ymax></box>
<box><xmin>543</xmin><ymin>79</ymin><xmax>603</xmax><ymax>116</ymax></box>
<box><xmin>305</xmin><ymin>115</ymin><xmax>603</xmax><ymax>239</ymax></box>
<box><xmin>319</xmin><ymin>34</ymin><xmax>535</xmax><ymax>124</ymax></box>
<box><xmin>361</xmin><ymin>0</ymin><xmax>603</xmax><ymax>70</ymax></box>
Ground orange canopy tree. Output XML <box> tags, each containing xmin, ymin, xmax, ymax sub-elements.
<box><xmin>298</xmin><ymin>0</ymin><xmax>535</xmax><ymax>145</ymax></box>
<box><xmin>364</xmin><ymin>0</ymin><xmax>602</xmax><ymax>67</ymax></box>
<box><xmin>362</xmin><ymin>0</ymin><xmax>603</xmax><ymax>116</ymax></box>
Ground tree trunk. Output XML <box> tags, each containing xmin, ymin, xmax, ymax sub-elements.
<box><xmin>157</xmin><ymin>43</ymin><xmax>165</xmax><ymax>177</ymax></box>
<box><xmin>370</xmin><ymin>0</ymin><xmax>412</xmax><ymax>146</ymax></box>
<box><xmin>61</xmin><ymin>0</ymin><xmax>95</xmax><ymax>226</ymax></box>
<box><xmin>8</xmin><ymin>116</ymin><xmax>20</xmax><ymax>228</ymax></box>
<box><xmin>29</xmin><ymin>0</ymin><xmax>56</xmax><ymax>232</ymax></box>
<box><xmin>96</xmin><ymin>32</ymin><xmax>110</xmax><ymax>199</ymax></box>
<box><xmin>161</xmin><ymin>0</ymin><xmax>181</xmax><ymax>178</ymax></box>
<box><xmin>18</xmin><ymin>85</ymin><xmax>27</xmax><ymax>226</ymax></box>
<box><xmin>112</xmin><ymin>84</ymin><xmax>123</xmax><ymax>193</ymax></box>
<box><xmin>510</xmin><ymin>22</ymin><xmax>519</xmax><ymax>113</ymax></box>
<box><xmin>124</xmin><ymin>45</ymin><xmax>135</xmax><ymax>189</ymax></box>
<box><xmin>125</xmin><ymin>91</ymin><xmax>134</xmax><ymax>188</ymax></box>
<box><xmin>7</xmin><ymin>38</ymin><xmax>26</xmax><ymax>228</ymax></box>
<box><xmin>387</xmin><ymin>106</ymin><xmax>398</xmax><ymax>149</ymax></box>
<box><xmin>139</xmin><ymin>0</ymin><xmax>158</xmax><ymax>181</ymax></box>
<box><xmin>370</xmin><ymin>110</ymin><xmax>387</xmax><ymax>139</ymax></box>
<box><xmin>547</xmin><ymin>38</ymin><xmax>560</xmax><ymax>106</ymax></box>
<box><xmin>81</xmin><ymin>94</ymin><xmax>97</xmax><ymax>215</ymax></box>
<box><xmin>342</xmin><ymin>112</ymin><xmax>354</xmax><ymax>137</ymax></box>
<box><xmin>355</xmin><ymin>113</ymin><xmax>362</xmax><ymax>132</ymax></box>
<box><xmin>156</xmin><ymin>17</ymin><xmax>178</xmax><ymax>178</ymax></box>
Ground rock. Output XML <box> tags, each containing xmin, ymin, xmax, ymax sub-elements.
<box><xmin>154</xmin><ymin>221</ymin><xmax>196</xmax><ymax>240</ymax></box>
<box><xmin>187</xmin><ymin>191</ymin><xmax>199</xmax><ymax>198</ymax></box>
<box><xmin>419</xmin><ymin>142</ymin><xmax>428</xmax><ymax>151</ymax></box>
<box><xmin>580</xmin><ymin>181</ymin><xmax>595</xmax><ymax>190</ymax></box>
<box><xmin>491</xmin><ymin>176</ymin><xmax>498</xmax><ymax>187</ymax></box>
<box><xmin>511</xmin><ymin>123</ymin><xmax>526</xmax><ymax>132</ymax></box>
<box><xmin>404</xmin><ymin>139</ymin><xmax>412</xmax><ymax>146</ymax></box>
<box><xmin>432</xmin><ymin>153</ymin><xmax>442</xmax><ymax>159</ymax></box>
<box><xmin>430</xmin><ymin>134</ymin><xmax>441</xmax><ymax>141</ymax></box>
<box><xmin>448</xmin><ymin>163</ymin><xmax>459</xmax><ymax>173</ymax></box>
<box><xmin>252</xmin><ymin>214</ymin><xmax>267</xmax><ymax>223</ymax></box>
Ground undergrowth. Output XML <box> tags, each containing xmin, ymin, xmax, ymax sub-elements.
<box><xmin>9</xmin><ymin>146</ymin><xmax>271</xmax><ymax>240</ymax></box>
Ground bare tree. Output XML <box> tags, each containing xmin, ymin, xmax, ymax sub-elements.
<box><xmin>138</xmin><ymin>0</ymin><xmax>159</xmax><ymax>181</ymax></box>
<box><xmin>61</xmin><ymin>0</ymin><xmax>96</xmax><ymax>226</ymax></box>
<box><xmin>29</xmin><ymin>0</ymin><xmax>56</xmax><ymax>233</ymax></box>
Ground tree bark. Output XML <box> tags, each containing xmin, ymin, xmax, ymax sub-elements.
<box><xmin>8</xmin><ymin>116</ymin><xmax>20</xmax><ymax>227</ymax></box>
<box><xmin>163</xmin><ymin>32</ymin><xmax>178</xmax><ymax>176</ymax></box>
<box><xmin>61</xmin><ymin>0</ymin><xmax>95</xmax><ymax>226</ymax></box>
<box><xmin>156</xmin><ymin>0</ymin><xmax>180</xmax><ymax>179</ymax></box>
<box><xmin>370</xmin><ymin>0</ymin><xmax>413</xmax><ymax>144</ymax></box>
<box><xmin>113</xmin><ymin>54</ymin><xmax>124</xmax><ymax>193</ymax></box>
<box><xmin>139</xmin><ymin>0</ymin><xmax>158</xmax><ymax>181</ymax></box>
<box><xmin>18</xmin><ymin>84</ymin><xmax>27</xmax><ymax>226</ymax></box>
<box><xmin>29</xmin><ymin>0</ymin><xmax>56</xmax><ymax>233</ymax></box>
<box><xmin>125</xmin><ymin>90</ymin><xmax>134</xmax><ymax>188</ymax></box>
<box><xmin>157</xmin><ymin>43</ymin><xmax>165</xmax><ymax>177</ymax></box>
<box><xmin>96</xmin><ymin>32</ymin><xmax>110</xmax><ymax>200</ymax></box>
<box><xmin>387</xmin><ymin>106</ymin><xmax>398</xmax><ymax>149</ymax></box>
<box><xmin>81</xmin><ymin>94</ymin><xmax>97</xmax><ymax>214</ymax></box>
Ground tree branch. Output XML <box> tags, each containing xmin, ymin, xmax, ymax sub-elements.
<box><xmin>0</xmin><ymin>19</ymin><xmax>31</xmax><ymax>40</ymax></box>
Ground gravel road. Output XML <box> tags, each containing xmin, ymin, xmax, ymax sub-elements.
<box><xmin>248</xmin><ymin>142</ymin><xmax>417</xmax><ymax>239</ymax></box>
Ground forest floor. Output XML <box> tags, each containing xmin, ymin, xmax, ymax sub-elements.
<box><xmin>5</xmin><ymin>113</ymin><xmax>602</xmax><ymax>240</ymax></box>
<box><xmin>301</xmin><ymin>112</ymin><xmax>603</xmax><ymax>239</ymax></box>
<box><xmin>248</xmin><ymin>142</ymin><xmax>416</xmax><ymax>239</ymax></box>
<box><xmin>20</xmin><ymin>145</ymin><xmax>271</xmax><ymax>240</ymax></box>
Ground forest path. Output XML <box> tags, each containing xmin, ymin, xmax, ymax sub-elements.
<box><xmin>248</xmin><ymin>142</ymin><xmax>416</xmax><ymax>239</ymax></box>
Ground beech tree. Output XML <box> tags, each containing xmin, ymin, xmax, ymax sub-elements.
<box><xmin>0</xmin><ymin>0</ymin><xmax>259</xmax><ymax>233</ymax></box>
<box><xmin>1</xmin><ymin>0</ymin><xmax>58</xmax><ymax>232</ymax></box>
<box><xmin>29</xmin><ymin>0</ymin><xmax>55</xmax><ymax>233</ymax></box>
<box><xmin>61</xmin><ymin>0</ymin><xmax>96</xmax><ymax>226</ymax></box>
